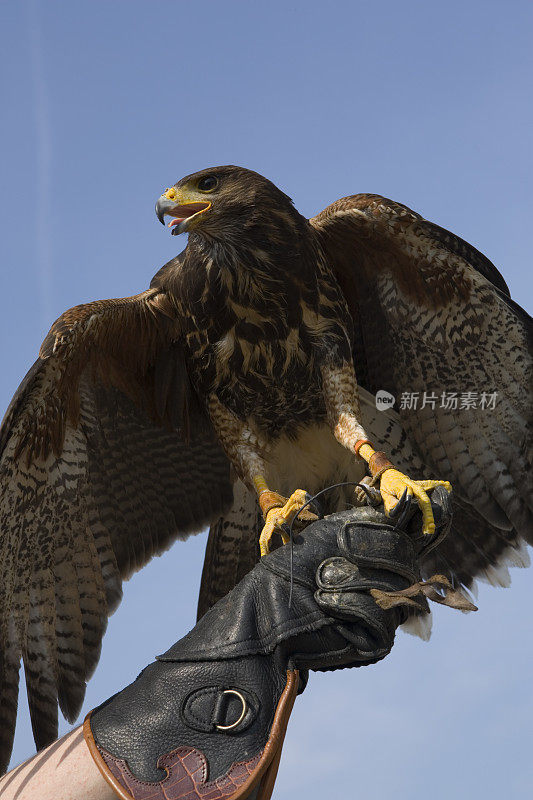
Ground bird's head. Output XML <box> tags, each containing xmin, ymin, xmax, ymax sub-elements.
<box><xmin>155</xmin><ymin>166</ymin><xmax>299</xmax><ymax>243</ymax></box>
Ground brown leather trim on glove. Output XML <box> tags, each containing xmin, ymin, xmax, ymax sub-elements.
<box><xmin>83</xmin><ymin>670</ymin><xmax>299</xmax><ymax>800</ymax></box>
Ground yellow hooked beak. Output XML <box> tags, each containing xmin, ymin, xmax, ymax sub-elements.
<box><xmin>155</xmin><ymin>187</ymin><xmax>211</xmax><ymax>235</ymax></box>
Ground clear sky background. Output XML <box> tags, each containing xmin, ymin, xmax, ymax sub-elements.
<box><xmin>2</xmin><ymin>1</ymin><xmax>532</xmax><ymax>796</ymax></box>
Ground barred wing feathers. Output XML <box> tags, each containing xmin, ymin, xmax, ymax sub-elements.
<box><xmin>311</xmin><ymin>195</ymin><xmax>533</xmax><ymax>584</ymax></box>
<box><xmin>197</xmin><ymin>480</ymin><xmax>262</xmax><ymax>621</ymax></box>
<box><xmin>0</xmin><ymin>289</ymin><xmax>233</xmax><ymax>772</ymax></box>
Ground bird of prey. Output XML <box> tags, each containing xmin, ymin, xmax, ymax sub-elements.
<box><xmin>0</xmin><ymin>166</ymin><xmax>531</xmax><ymax>772</ymax></box>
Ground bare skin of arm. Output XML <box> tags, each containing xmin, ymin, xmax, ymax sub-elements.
<box><xmin>0</xmin><ymin>727</ymin><xmax>115</xmax><ymax>800</ymax></box>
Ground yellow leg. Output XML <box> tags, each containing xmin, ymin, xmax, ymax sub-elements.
<box><xmin>358</xmin><ymin>444</ymin><xmax>452</xmax><ymax>535</ymax></box>
<box><xmin>254</xmin><ymin>477</ymin><xmax>318</xmax><ymax>557</ymax></box>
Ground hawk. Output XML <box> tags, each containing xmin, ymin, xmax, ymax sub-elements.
<box><xmin>0</xmin><ymin>166</ymin><xmax>531</xmax><ymax>772</ymax></box>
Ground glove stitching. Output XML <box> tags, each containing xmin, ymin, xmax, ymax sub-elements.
<box><xmin>182</xmin><ymin>687</ymin><xmax>219</xmax><ymax>727</ymax></box>
<box><xmin>98</xmin><ymin>743</ymin><xmax>207</xmax><ymax>788</ymax></box>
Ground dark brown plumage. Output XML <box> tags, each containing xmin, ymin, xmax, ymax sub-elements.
<box><xmin>1</xmin><ymin>166</ymin><xmax>531</xmax><ymax>772</ymax></box>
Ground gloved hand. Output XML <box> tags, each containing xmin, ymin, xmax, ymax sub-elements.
<box><xmin>84</xmin><ymin>487</ymin><xmax>474</xmax><ymax>800</ymax></box>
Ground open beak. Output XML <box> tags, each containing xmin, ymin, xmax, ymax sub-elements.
<box><xmin>155</xmin><ymin>189</ymin><xmax>211</xmax><ymax>236</ymax></box>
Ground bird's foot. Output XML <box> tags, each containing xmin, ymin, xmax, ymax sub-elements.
<box><xmin>353</xmin><ymin>476</ymin><xmax>382</xmax><ymax>506</ymax></box>
<box><xmin>379</xmin><ymin>469</ymin><xmax>452</xmax><ymax>535</ymax></box>
<box><xmin>258</xmin><ymin>489</ymin><xmax>318</xmax><ymax>557</ymax></box>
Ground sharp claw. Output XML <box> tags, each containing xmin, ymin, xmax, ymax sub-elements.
<box><xmin>303</xmin><ymin>493</ymin><xmax>323</xmax><ymax>519</ymax></box>
<box><xmin>379</xmin><ymin>469</ymin><xmax>452</xmax><ymax>536</ymax></box>
<box><xmin>389</xmin><ymin>488</ymin><xmax>413</xmax><ymax>528</ymax></box>
<box><xmin>429</xmin><ymin>485</ymin><xmax>453</xmax><ymax>525</ymax></box>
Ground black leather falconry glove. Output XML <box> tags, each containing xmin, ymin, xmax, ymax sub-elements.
<box><xmin>84</xmin><ymin>488</ymin><xmax>474</xmax><ymax>800</ymax></box>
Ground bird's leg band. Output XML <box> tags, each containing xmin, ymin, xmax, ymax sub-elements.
<box><xmin>353</xmin><ymin>438</ymin><xmax>373</xmax><ymax>456</ymax></box>
<box><xmin>253</xmin><ymin>476</ymin><xmax>318</xmax><ymax>556</ymax></box>
<box><xmin>254</xmin><ymin>476</ymin><xmax>290</xmax><ymax>554</ymax></box>
<box><xmin>253</xmin><ymin>475</ymin><xmax>285</xmax><ymax>518</ymax></box>
<box><xmin>367</xmin><ymin>451</ymin><xmax>397</xmax><ymax>482</ymax></box>
<box><xmin>354</xmin><ymin>441</ymin><xmax>402</xmax><ymax>494</ymax></box>
<box><xmin>353</xmin><ymin>442</ymin><xmax>396</xmax><ymax>484</ymax></box>
<box><xmin>259</xmin><ymin>491</ymin><xmax>287</xmax><ymax>518</ymax></box>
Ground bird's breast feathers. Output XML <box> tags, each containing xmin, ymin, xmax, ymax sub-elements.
<box><xmin>170</xmin><ymin>241</ymin><xmax>353</xmax><ymax>435</ymax></box>
<box><xmin>206</xmin><ymin>325</ymin><xmax>327</xmax><ymax>433</ymax></box>
<box><xmin>264</xmin><ymin>422</ymin><xmax>365</xmax><ymax>497</ymax></box>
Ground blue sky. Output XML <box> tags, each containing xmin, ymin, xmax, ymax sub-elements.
<box><xmin>2</xmin><ymin>0</ymin><xmax>532</xmax><ymax>795</ymax></box>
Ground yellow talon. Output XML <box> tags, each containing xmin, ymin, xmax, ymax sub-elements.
<box><xmin>379</xmin><ymin>469</ymin><xmax>452</xmax><ymax>535</ymax></box>
<box><xmin>258</xmin><ymin>489</ymin><xmax>317</xmax><ymax>557</ymax></box>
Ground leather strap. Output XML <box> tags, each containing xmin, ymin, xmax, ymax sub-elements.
<box><xmin>368</xmin><ymin>451</ymin><xmax>395</xmax><ymax>478</ymax></box>
<box><xmin>258</xmin><ymin>490</ymin><xmax>285</xmax><ymax>518</ymax></box>
<box><xmin>83</xmin><ymin>670</ymin><xmax>299</xmax><ymax>800</ymax></box>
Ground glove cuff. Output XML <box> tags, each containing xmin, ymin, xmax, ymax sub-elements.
<box><xmin>83</xmin><ymin>669</ymin><xmax>299</xmax><ymax>800</ymax></box>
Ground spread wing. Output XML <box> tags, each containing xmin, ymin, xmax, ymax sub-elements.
<box><xmin>197</xmin><ymin>480</ymin><xmax>262</xmax><ymax>621</ymax></box>
<box><xmin>0</xmin><ymin>287</ymin><xmax>233</xmax><ymax>771</ymax></box>
<box><xmin>311</xmin><ymin>194</ymin><xmax>533</xmax><ymax>585</ymax></box>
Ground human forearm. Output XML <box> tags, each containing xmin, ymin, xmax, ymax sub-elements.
<box><xmin>0</xmin><ymin>726</ymin><xmax>115</xmax><ymax>800</ymax></box>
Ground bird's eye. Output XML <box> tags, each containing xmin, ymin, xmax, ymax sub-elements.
<box><xmin>197</xmin><ymin>175</ymin><xmax>218</xmax><ymax>192</ymax></box>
